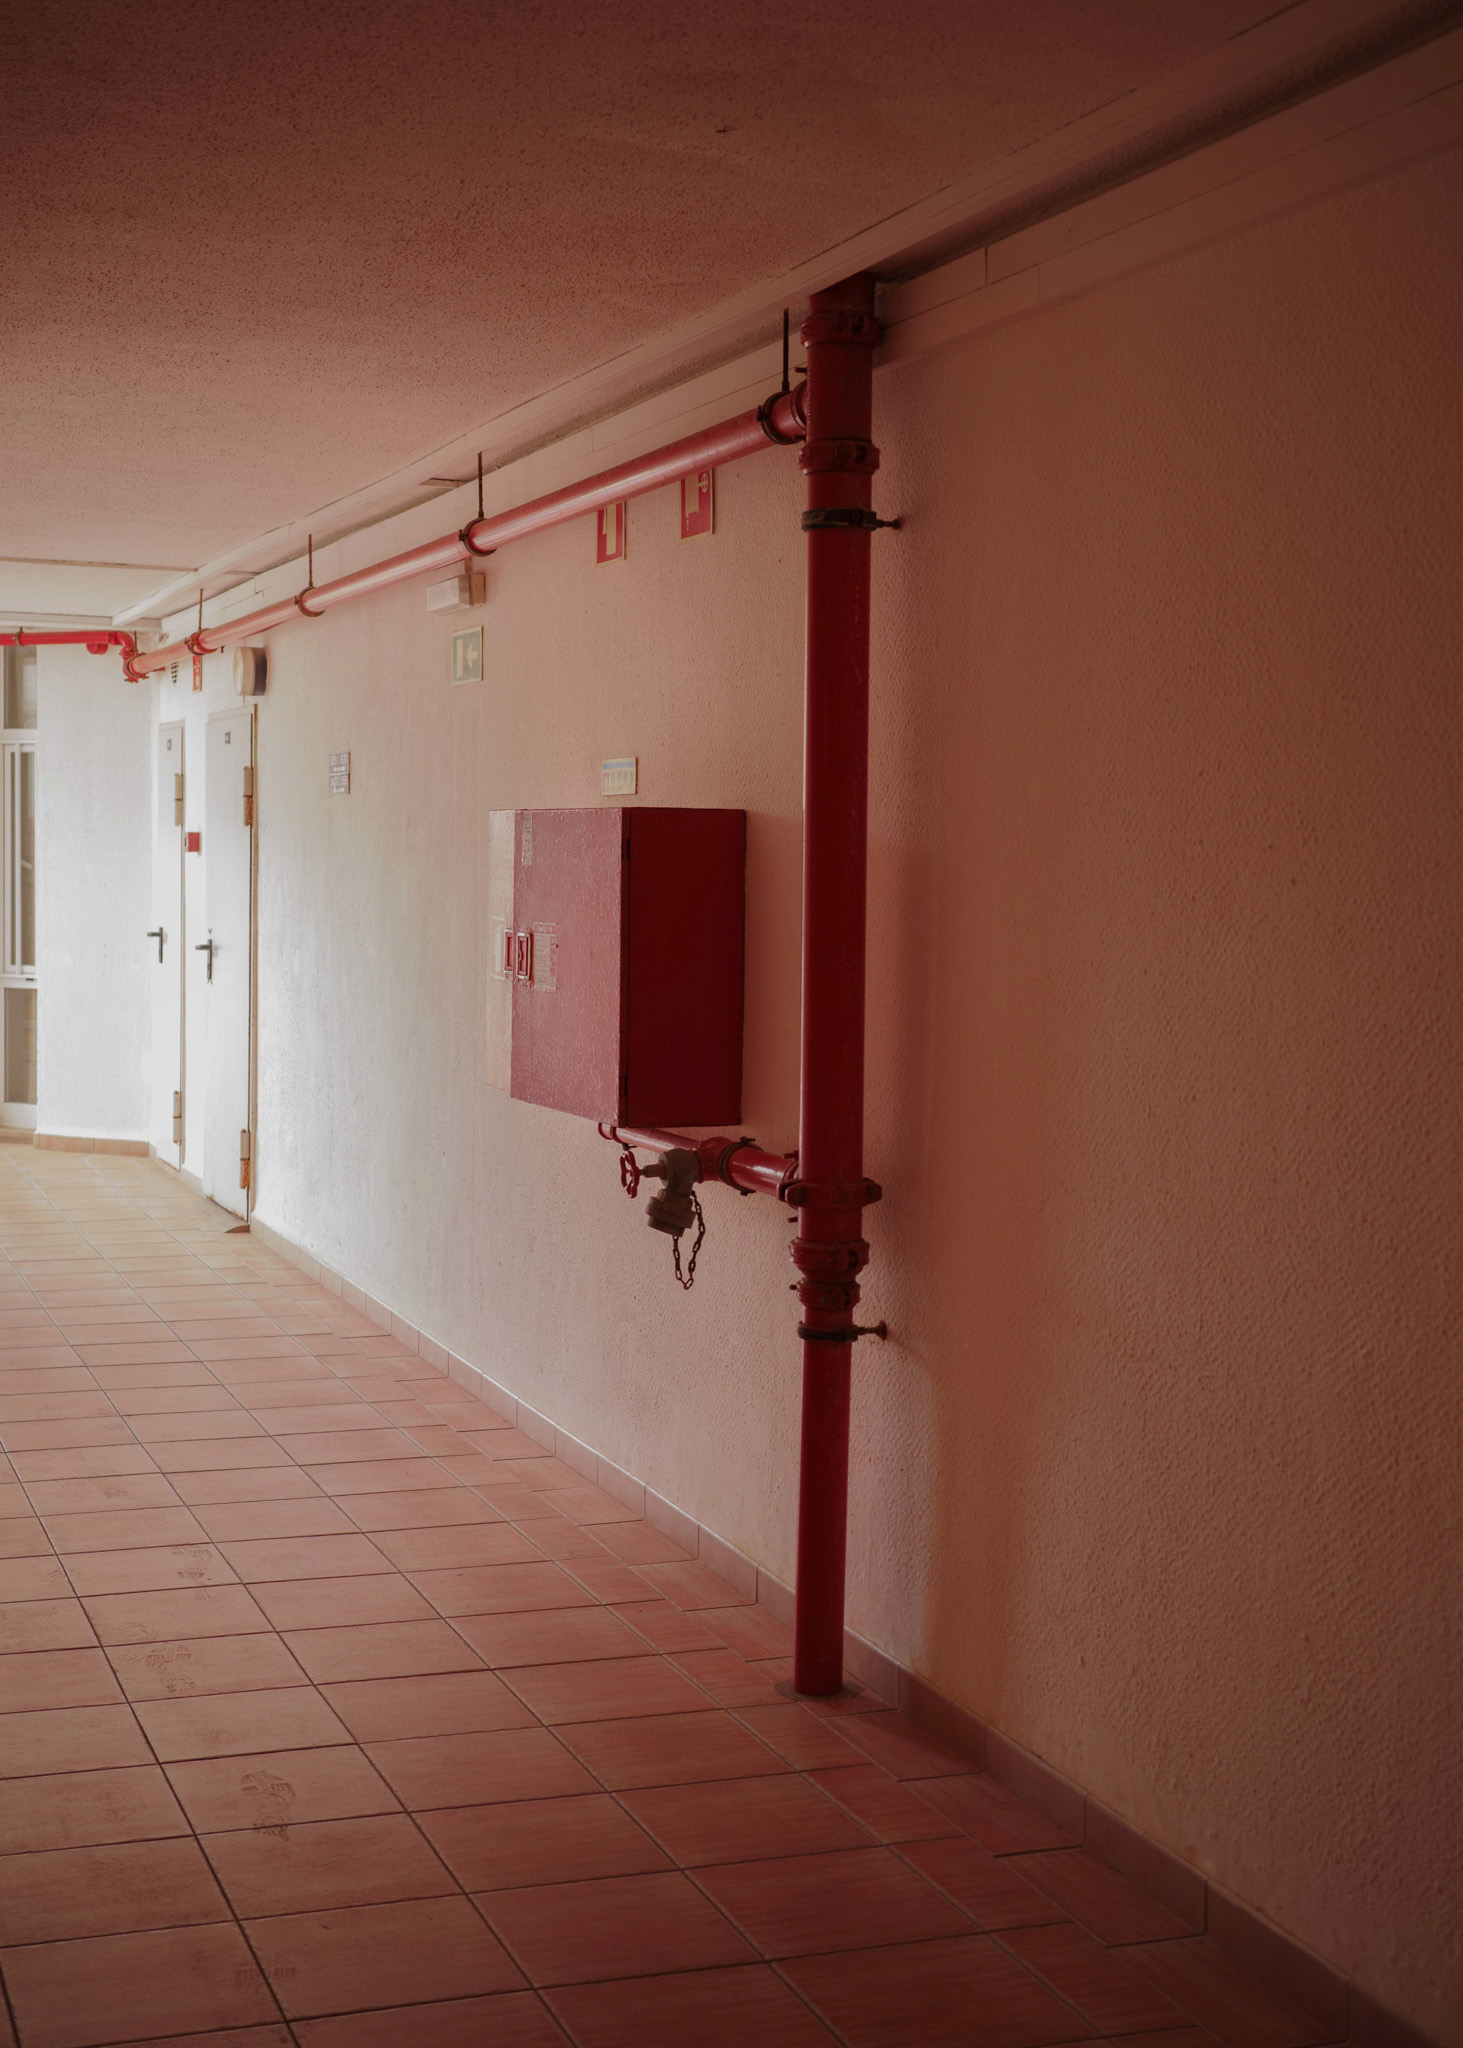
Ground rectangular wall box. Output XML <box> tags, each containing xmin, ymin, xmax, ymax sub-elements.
<box><xmin>486</xmin><ymin>807</ymin><xmax>744</xmax><ymax>1126</ymax></box>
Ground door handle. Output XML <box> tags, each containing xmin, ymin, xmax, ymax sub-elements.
<box><xmin>195</xmin><ymin>939</ymin><xmax>214</xmax><ymax>983</ymax></box>
<box><xmin>146</xmin><ymin>928</ymin><xmax>166</xmax><ymax>963</ymax></box>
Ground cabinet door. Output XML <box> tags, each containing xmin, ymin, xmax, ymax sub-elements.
<box><xmin>509</xmin><ymin>808</ymin><xmax>625</xmax><ymax>1120</ymax></box>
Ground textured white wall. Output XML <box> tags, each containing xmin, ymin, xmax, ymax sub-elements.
<box><xmin>201</xmin><ymin>145</ymin><xmax>1460</xmax><ymax>2037</ymax></box>
<box><xmin>36</xmin><ymin>645</ymin><xmax>152</xmax><ymax>1137</ymax></box>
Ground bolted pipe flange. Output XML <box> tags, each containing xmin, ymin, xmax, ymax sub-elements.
<box><xmin>799</xmin><ymin>437</ymin><xmax>879</xmax><ymax>476</ymax></box>
<box><xmin>800</xmin><ymin>308</ymin><xmax>880</xmax><ymax>347</ymax></box>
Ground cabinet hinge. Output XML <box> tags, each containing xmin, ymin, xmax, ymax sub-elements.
<box><xmin>172</xmin><ymin>1090</ymin><xmax>183</xmax><ymax>1143</ymax></box>
<box><xmin>242</xmin><ymin>765</ymin><xmax>254</xmax><ymax>829</ymax></box>
<box><xmin>239</xmin><ymin>1128</ymin><xmax>251</xmax><ymax>1191</ymax></box>
<box><xmin>174</xmin><ymin>772</ymin><xmax>184</xmax><ymax>826</ymax></box>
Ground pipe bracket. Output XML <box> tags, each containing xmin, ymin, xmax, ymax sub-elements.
<box><xmin>798</xmin><ymin>437</ymin><xmax>879</xmax><ymax>475</ymax></box>
<box><xmin>800</xmin><ymin>508</ymin><xmax>900</xmax><ymax>532</ymax></box>
<box><xmin>781</xmin><ymin>1179</ymin><xmax>881</xmax><ymax>1209</ymax></box>
<box><xmin>798</xmin><ymin>1321</ymin><xmax>887</xmax><ymax>1345</ymax></box>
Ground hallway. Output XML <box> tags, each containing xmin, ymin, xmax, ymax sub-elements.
<box><xmin>0</xmin><ymin>1151</ymin><xmax>1342</xmax><ymax>2048</ymax></box>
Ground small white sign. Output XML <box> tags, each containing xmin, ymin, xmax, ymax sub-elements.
<box><xmin>328</xmin><ymin>751</ymin><xmax>350</xmax><ymax>796</ymax></box>
<box><xmin>601</xmin><ymin>757</ymin><xmax>637</xmax><ymax>797</ymax></box>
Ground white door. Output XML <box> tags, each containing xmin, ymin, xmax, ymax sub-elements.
<box><xmin>151</xmin><ymin>723</ymin><xmax>186</xmax><ymax>1166</ymax></box>
<box><xmin>203</xmin><ymin>710</ymin><xmax>253</xmax><ymax>1218</ymax></box>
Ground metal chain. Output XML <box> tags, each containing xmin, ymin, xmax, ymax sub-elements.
<box><xmin>672</xmin><ymin>1187</ymin><xmax>705</xmax><ymax>1289</ymax></box>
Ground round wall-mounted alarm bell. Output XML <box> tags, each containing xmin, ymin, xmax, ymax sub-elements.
<box><xmin>233</xmin><ymin>646</ymin><xmax>267</xmax><ymax>697</ymax></box>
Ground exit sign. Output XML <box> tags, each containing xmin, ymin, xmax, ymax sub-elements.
<box><xmin>680</xmin><ymin>468</ymin><xmax>714</xmax><ymax>539</ymax></box>
<box><xmin>451</xmin><ymin>626</ymin><xmax>483</xmax><ymax>684</ymax></box>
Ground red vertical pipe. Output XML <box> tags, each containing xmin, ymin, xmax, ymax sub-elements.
<box><xmin>791</xmin><ymin>273</ymin><xmax>880</xmax><ymax>1695</ymax></box>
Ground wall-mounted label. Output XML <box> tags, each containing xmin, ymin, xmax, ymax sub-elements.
<box><xmin>680</xmin><ymin>468</ymin><xmax>714</xmax><ymax>540</ymax></box>
<box><xmin>601</xmin><ymin>757</ymin><xmax>637</xmax><ymax>797</ymax></box>
<box><xmin>451</xmin><ymin>625</ymin><xmax>483</xmax><ymax>684</ymax></box>
<box><xmin>192</xmin><ymin>652</ymin><xmax>204</xmax><ymax>691</ymax></box>
<box><xmin>328</xmin><ymin>751</ymin><xmax>350</xmax><ymax>796</ymax></box>
<box><xmin>596</xmin><ymin>502</ymin><xmax>627</xmax><ymax>564</ymax></box>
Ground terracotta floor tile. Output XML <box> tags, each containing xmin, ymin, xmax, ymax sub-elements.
<box><xmin>703</xmin><ymin>1603</ymin><xmax>795</xmax><ymax>1660</ymax></box>
<box><xmin>86</xmin><ymin>1362</ymin><xmax>219</xmax><ymax>1388</ymax></box>
<box><xmin>492</xmin><ymin>1456</ymin><xmax>584</xmax><ymax>1492</ymax></box>
<box><xmin>0</xmin><ymin>1554</ymin><xmax>71</xmax><ymax>1601</ymax></box>
<box><xmin>423</xmin><ymin>1792</ymin><xmax>669</xmax><ymax>1892</ymax></box>
<box><xmin>558</xmin><ymin>1709</ymin><xmax>788</xmax><ymax>1790</ymax></box>
<box><xmin>130</xmin><ymin>1413</ymin><xmax>269</xmax><ymax>1444</ymax></box>
<box><xmin>701</xmin><ymin>1844</ymin><xmax>970</xmax><ymax>1957</ymax></box>
<box><xmin>1122</xmin><ymin>1937</ymin><xmax>1339</xmax><ymax>2048</ymax></box>
<box><xmin>483</xmin><ymin>1869</ymin><xmax>751</xmax><ymax>1986</ymax></box>
<box><xmin>340</xmin><ymin>1488</ymin><xmax>506</xmax><ymax>1531</ymax></box>
<box><xmin>479</xmin><ymin>1486</ymin><xmax>569</xmax><ymax>1523</ymax></box>
<box><xmin>411</xmin><ymin>1561</ymin><xmax>598</xmax><ymax>1620</ymax></box>
<box><xmin>808</xmin><ymin>1763</ymin><xmax>963</xmax><ymax>1843</ymax></box>
<box><xmin>294</xmin><ymin>1990</ymin><xmax>564</xmax><ymax>2047</ymax></box>
<box><xmin>365</xmin><ymin>1727</ymin><xmax>595</xmax><ymax>1809</ymax></box>
<box><xmin>83</xmin><ymin>1583</ymin><xmax>268</xmax><ymax>1644</ymax></box>
<box><xmin>192</xmin><ymin>1498</ymin><xmax>357</xmax><ymax>1541</ymax></box>
<box><xmin>0</xmin><ymin>1597</ymin><xmax>96</xmax><ymax>1653</ymax></box>
<box><xmin>25</xmin><ymin>1473</ymin><xmax>182</xmax><ymax>1514</ymax></box>
<box><xmin>670</xmin><ymin>1647</ymin><xmax>789</xmax><ymax>1708</ymax></box>
<box><xmin>251</xmin><ymin>1573</ymin><xmax>436</xmax><ymax>1630</ymax></box>
<box><xmin>320</xmin><ymin>1669</ymin><xmax>535</xmax><ymax>1742</ymax></box>
<box><xmin>110</xmin><ymin>1386</ymin><xmax>243</xmax><ymax>1416</ymax></box>
<box><xmin>634</xmin><ymin>1559</ymin><xmax>751</xmax><ymax>1609</ymax></box>
<box><xmin>0</xmin><ymin>1647</ymin><xmax>123</xmax><ymax>1712</ymax></box>
<box><xmin>911</xmin><ymin>1772</ymin><xmax>1080</xmax><ymax>1854</ymax></box>
<box><xmin>10</xmin><ymin>1445</ymin><xmax>156</xmax><ymax>1481</ymax></box>
<box><xmin>731</xmin><ymin>1705</ymin><xmax>864</xmax><ymax>1773</ymax></box>
<box><xmin>459</xmin><ymin>1428</ymin><xmax>550</xmax><ymax>1460</ymax></box>
<box><xmin>0</xmin><ymin>1763</ymin><xmax>189</xmax><ymax>1852</ymax></box>
<box><xmin>624</xmin><ymin>1772</ymin><xmax>872</xmax><ymax>1867</ymax></box>
<box><xmin>1019</xmin><ymin>1847</ymin><xmax>1201</xmax><ymax>1944</ymax></box>
<box><xmin>505</xmin><ymin>1653</ymin><xmax>705</xmax><ymax>1725</ymax></box>
<box><xmin>218</xmin><ymin>1533</ymin><xmax>390</xmax><ymax>1582</ymax></box>
<box><xmin>783</xmin><ymin>1933</ymin><xmax>1098</xmax><ymax>2048</ymax></box>
<box><xmin>371</xmin><ymin>1522</ymin><xmax>541</xmax><ymax>1571</ymax></box>
<box><xmin>150</xmin><ymin>1439</ymin><xmax>297</xmax><ymax>1473</ymax></box>
<box><xmin>247</xmin><ymin>1894</ymin><xmax>523</xmax><ymax>2016</ymax></box>
<box><xmin>136</xmin><ymin>1684</ymin><xmax>351</xmax><ymax>1760</ymax></box>
<box><xmin>838</xmin><ymin>1711</ymin><xmax>975</xmax><ymax>1782</ymax></box>
<box><xmin>0</xmin><ymin>1835</ymin><xmax>229</xmax><ymax>1942</ymax></box>
<box><xmin>0</xmin><ymin>1394</ymin><xmax>115</xmax><ymax>1424</ymax></box>
<box><xmin>213</xmin><ymin>1357</ymin><xmax>335</xmax><ymax>1384</ymax></box>
<box><xmin>610</xmin><ymin>1599</ymin><xmax>719</xmax><ymax>1654</ymax></box>
<box><xmin>2</xmin><ymin>1921</ymin><xmax>280</xmax><ymax>2047</ymax></box>
<box><xmin>226</xmin><ymin>1379</ymin><xmax>361</xmax><ymax>1408</ymax></box>
<box><xmin>171</xmin><ymin>1466</ymin><xmax>324</xmax><ymax>1505</ymax></box>
<box><xmin>0</xmin><ymin>1702</ymin><xmax>152</xmax><ymax>1777</ymax></box>
<box><xmin>456</xmin><ymin>1606</ymin><xmax>646</xmax><ymax>1668</ymax></box>
<box><xmin>0</xmin><ymin>1418</ymin><xmax>136</xmax><ymax>1451</ymax></box>
<box><xmin>402</xmin><ymin>1425</ymin><xmax>476</xmax><ymax>1456</ymax></box>
<box><xmin>73</xmin><ymin>1341</ymin><xmax>200</xmax><ymax>1367</ymax></box>
<box><xmin>165</xmin><ymin>1745</ymin><xmax>400</xmax><ymax>1832</ymax></box>
<box><xmin>307</xmin><ymin>1461</ymin><xmax>454</xmax><ymax>1497</ymax></box>
<box><xmin>190</xmin><ymin>1337</ymin><xmax>307</xmax><ymax>1361</ymax></box>
<box><xmin>283</xmin><ymin>1430</ymin><xmax>420</xmax><ymax>1465</ymax></box>
<box><xmin>548</xmin><ymin>1963</ymin><xmax>839</xmax><ymax>2047</ymax></box>
<box><xmin>282</xmin><ymin>1619</ymin><xmax>484</xmax><ymax>1682</ymax></box>
<box><xmin>202</xmin><ymin>1812</ymin><xmax>457</xmax><ymax>1915</ymax></box>
<box><xmin>1002</xmin><ymin>1922</ymin><xmax>1194</xmax><ymax>2033</ymax></box>
<box><xmin>111</xmin><ymin>1631</ymin><xmax>309</xmax><ymax>1700</ymax></box>
<box><xmin>0</xmin><ymin>1523</ymin><xmax>67</xmax><ymax>1564</ymax></box>
<box><xmin>250</xmin><ymin>1403</ymin><xmax>391</xmax><ymax>1436</ymax></box>
<box><xmin>44</xmin><ymin>1505</ymin><xmax>208</xmax><ymax>1553</ymax></box>
<box><xmin>901</xmin><ymin>1835</ymin><xmax>1074</xmax><ymax>1931</ymax></box>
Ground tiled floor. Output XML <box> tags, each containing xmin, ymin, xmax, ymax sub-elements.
<box><xmin>0</xmin><ymin>1151</ymin><xmax>1342</xmax><ymax>2048</ymax></box>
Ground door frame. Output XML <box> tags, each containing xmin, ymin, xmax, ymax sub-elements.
<box><xmin>203</xmin><ymin>705</ymin><xmax>257</xmax><ymax>1222</ymax></box>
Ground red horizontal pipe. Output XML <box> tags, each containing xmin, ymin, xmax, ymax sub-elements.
<box><xmin>1</xmin><ymin>629</ymin><xmax>136</xmax><ymax>656</ymax></box>
<box><xmin>602</xmin><ymin>1123</ymin><xmax>795</xmax><ymax>1200</ymax></box>
<box><xmin>125</xmin><ymin>384</ymin><xmax>807</xmax><ymax>681</ymax></box>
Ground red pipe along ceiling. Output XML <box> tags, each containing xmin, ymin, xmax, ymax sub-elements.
<box><xmin>113</xmin><ymin>278</ymin><xmax>886</xmax><ymax>1698</ymax></box>
<box><xmin>121</xmin><ymin>387</ymin><xmax>809</xmax><ymax>680</ymax></box>
<box><xmin>0</xmin><ymin>630</ymin><xmax>137</xmax><ymax>656</ymax></box>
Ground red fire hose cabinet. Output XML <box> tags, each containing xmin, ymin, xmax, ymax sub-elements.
<box><xmin>485</xmin><ymin>807</ymin><xmax>745</xmax><ymax>1126</ymax></box>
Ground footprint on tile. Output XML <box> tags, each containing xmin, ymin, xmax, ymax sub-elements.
<box><xmin>145</xmin><ymin>1643</ymin><xmax>195</xmax><ymax>1695</ymax></box>
<box><xmin>242</xmin><ymin>1768</ymin><xmax>296</xmax><ymax>1838</ymax></box>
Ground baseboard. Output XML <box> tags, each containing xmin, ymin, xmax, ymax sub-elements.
<box><xmin>0</xmin><ymin>1129</ymin><xmax>33</xmax><ymax>1146</ymax></box>
<box><xmin>243</xmin><ymin>1204</ymin><xmax>1442</xmax><ymax>2048</ymax></box>
<box><xmin>34</xmin><ymin>1133</ymin><xmax>149</xmax><ymax>1155</ymax></box>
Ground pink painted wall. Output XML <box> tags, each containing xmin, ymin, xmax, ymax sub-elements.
<box><xmin>248</xmin><ymin>144</ymin><xmax>1463</xmax><ymax>2035</ymax></box>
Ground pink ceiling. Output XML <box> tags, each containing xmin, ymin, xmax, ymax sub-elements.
<box><xmin>2</xmin><ymin>0</ymin><xmax>1274</xmax><ymax>574</ymax></box>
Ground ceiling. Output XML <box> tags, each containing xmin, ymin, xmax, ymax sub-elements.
<box><xmin>1</xmin><ymin>0</ymin><xmax>1293</xmax><ymax>614</ymax></box>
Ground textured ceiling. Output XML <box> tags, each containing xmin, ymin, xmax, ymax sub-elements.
<box><xmin>1</xmin><ymin>0</ymin><xmax>1278</xmax><ymax>582</ymax></box>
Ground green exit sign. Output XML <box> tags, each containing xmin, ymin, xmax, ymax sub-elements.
<box><xmin>451</xmin><ymin>625</ymin><xmax>483</xmax><ymax>685</ymax></box>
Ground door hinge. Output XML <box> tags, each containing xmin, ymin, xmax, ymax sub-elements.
<box><xmin>174</xmin><ymin>772</ymin><xmax>184</xmax><ymax>826</ymax></box>
<box><xmin>239</xmin><ymin>1128</ymin><xmax>251</xmax><ymax>1191</ymax></box>
<box><xmin>242</xmin><ymin>765</ymin><xmax>254</xmax><ymax>829</ymax></box>
<box><xmin>172</xmin><ymin>1090</ymin><xmax>183</xmax><ymax>1144</ymax></box>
